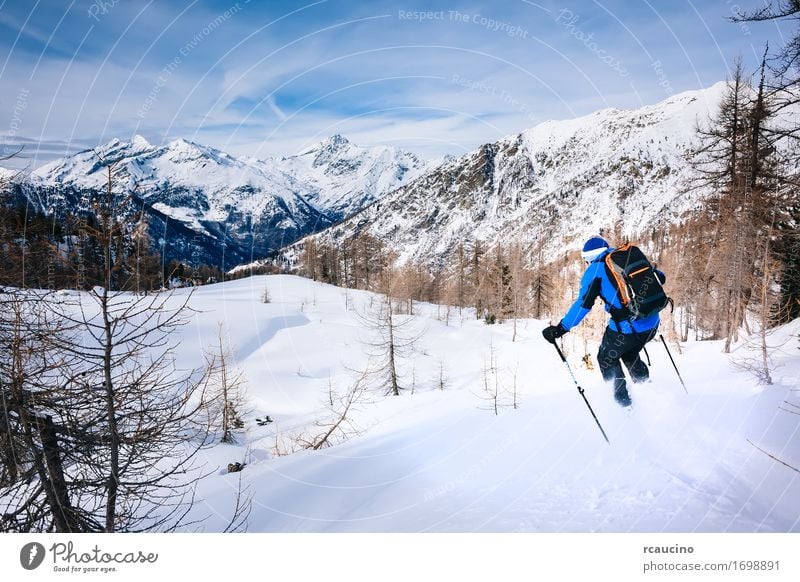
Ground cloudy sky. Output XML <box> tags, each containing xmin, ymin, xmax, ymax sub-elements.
<box><xmin>0</xmin><ymin>0</ymin><xmax>790</xmax><ymax>168</ymax></box>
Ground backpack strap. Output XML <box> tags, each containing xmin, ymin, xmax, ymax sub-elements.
<box><xmin>604</xmin><ymin>243</ymin><xmax>632</xmax><ymax>308</ymax></box>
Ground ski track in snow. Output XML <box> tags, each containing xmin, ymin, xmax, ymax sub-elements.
<box><xmin>148</xmin><ymin>275</ymin><xmax>799</xmax><ymax>532</ymax></box>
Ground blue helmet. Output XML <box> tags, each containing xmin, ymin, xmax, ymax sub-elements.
<box><xmin>581</xmin><ymin>236</ymin><xmax>609</xmax><ymax>262</ymax></box>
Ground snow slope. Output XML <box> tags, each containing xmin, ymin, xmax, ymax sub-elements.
<box><xmin>174</xmin><ymin>275</ymin><xmax>799</xmax><ymax>532</ymax></box>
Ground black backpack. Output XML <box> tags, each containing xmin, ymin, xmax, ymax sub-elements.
<box><xmin>603</xmin><ymin>243</ymin><xmax>671</xmax><ymax>322</ymax></box>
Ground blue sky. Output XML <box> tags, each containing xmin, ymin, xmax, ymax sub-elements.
<box><xmin>0</xmin><ymin>0</ymin><xmax>790</xmax><ymax>167</ymax></box>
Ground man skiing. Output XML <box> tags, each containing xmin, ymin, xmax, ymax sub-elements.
<box><xmin>541</xmin><ymin>236</ymin><xmax>664</xmax><ymax>407</ymax></box>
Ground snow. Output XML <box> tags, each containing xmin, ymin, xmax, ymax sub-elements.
<box><xmin>0</xmin><ymin>167</ymin><xmax>19</xmax><ymax>182</ymax></box>
<box><xmin>167</xmin><ymin>275</ymin><xmax>800</xmax><ymax>532</ymax></box>
<box><xmin>150</xmin><ymin>203</ymin><xmax>213</xmax><ymax>236</ymax></box>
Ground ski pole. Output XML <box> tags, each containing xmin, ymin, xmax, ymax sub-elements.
<box><xmin>550</xmin><ymin>341</ymin><xmax>610</xmax><ymax>444</ymax></box>
<box><xmin>659</xmin><ymin>334</ymin><xmax>688</xmax><ymax>394</ymax></box>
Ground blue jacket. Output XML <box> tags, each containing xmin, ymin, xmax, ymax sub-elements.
<box><xmin>560</xmin><ymin>248</ymin><xmax>660</xmax><ymax>335</ymax></box>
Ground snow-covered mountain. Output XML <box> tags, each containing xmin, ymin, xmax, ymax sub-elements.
<box><xmin>22</xmin><ymin>136</ymin><xmax>329</xmax><ymax>268</ymax></box>
<box><xmin>279</xmin><ymin>134</ymin><xmax>427</xmax><ymax>220</ymax></box>
<box><xmin>287</xmin><ymin>83</ymin><xmax>728</xmax><ymax>268</ymax></box>
<box><xmin>3</xmin><ymin>135</ymin><xmax>425</xmax><ymax>269</ymax></box>
<box><xmin>0</xmin><ymin>167</ymin><xmax>18</xmax><ymax>183</ymax></box>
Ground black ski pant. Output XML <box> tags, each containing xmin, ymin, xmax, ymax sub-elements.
<box><xmin>597</xmin><ymin>326</ymin><xmax>657</xmax><ymax>396</ymax></box>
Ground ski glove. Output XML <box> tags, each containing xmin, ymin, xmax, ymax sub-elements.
<box><xmin>542</xmin><ymin>322</ymin><xmax>567</xmax><ymax>344</ymax></box>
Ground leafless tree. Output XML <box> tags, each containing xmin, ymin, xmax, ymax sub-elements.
<box><xmin>747</xmin><ymin>438</ymin><xmax>800</xmax><ymax>474</ymax></box>
<box><xmin>295</xmin><ymin>368</ymin><xmax>369</xmax><ymax>450</ymax></box>
<box><xmin>436</xmin><ymin>360</ymin><xmax>448</xmax><ymax>391</ymax></box>
<box><xmin>48</xmin><ymin>158</ymin><xmax>213</xmax><ymax>532</ymax></box>
<box><xmin>687</xmin><ymin>57</ymin><xmax>786</xmax><ymax>350</ymax></box>
<box><xmin>729</xmin><ymin>4</ymin><xmax>800</xmax><ymax>320</ymax></box>
<box><xmin>478</xmin><ymin>341</ymin><xmax>508</xmax><ymax>415</ymax></box>
<box><xmin>358</xmin><ymin>275</ymin><xmax>420</xmax><ymax>396</ymax></box>
<box><xmin>221</xmin><ymin>467</ymin><xmax>252</xmax><ymax>533</ymax></box>
<box><xmin>506</xmin><ymin>242</ymin><xmax>531</xmax><ymax>341</ymax></box>
<box><xmin>201</xmin><ymin>323</ymin><xmax>250</xmax><ymax>444</ymax></box>
<box><xmin>733</xmin><ymin>222</ymin><xmax>793</xmax><ymax>384</ymax></box>
<box><xmin>530</xmin><ymin>245</ymin><xmax>553</xmax><ymax>320</ymax></box>
<box><xmin>261</xmin><ymin>285</ymin><xmax>271</xmax><ymax>304</ymax></box>
<box><xmin>0</xmin><ymin>289</ymin><xmax>94</xmax><ymax>532</ymax></box>
<box><xmin>511</xmin><ymin>362</ymin><xmax>520</xmax><ymax>410</ymax></box>
<box><xmin>0</xmin><ymin>145</ymin><xmax>25</xmax><ymax>183</ymax></box>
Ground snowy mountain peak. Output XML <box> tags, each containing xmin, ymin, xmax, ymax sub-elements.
<box><xmin>93</xmin><ymin>137</ymin><xmax>135</xmax><ymax>159</ymax></box>
<box><xmin>295</xmin><ymin>134</ymin><xmax>351</xmax><ymax>159</ymax></box>
<box><xmin>279</xmin><ymin>135</ymin><xmax>428</xmax><ymax>220</ymax></box>
<box><xmin>298</xmin><ymin>134</ymin><xmax>356</xmax><ymax>169</ymax></box>
<box><xmin>322</xmin><ymin>133</ymin><xmax>350</xmax><ymax>150</ymax></box>
<box><xmin>131</xmin><ymin>134</ymin><xmax>151</xmax><ymax>149</ymax></box>
<box><xmin>165</xmin><ymin>137</ymin><xmax>207</xmax><ymax>156</ymax></box>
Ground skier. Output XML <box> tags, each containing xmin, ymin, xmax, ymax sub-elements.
<box><xmin>541</xmin><ymin>236</ymin><xmax>664</xmax><ymax>407</ymax></box>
